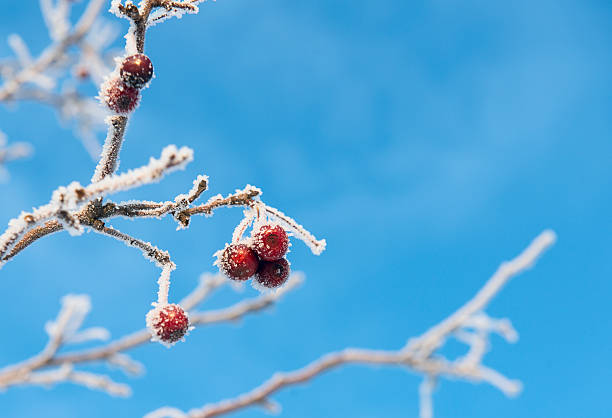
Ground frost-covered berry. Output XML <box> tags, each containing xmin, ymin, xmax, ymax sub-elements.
<box><xmin>120</xmin><ymin>53</ymin><xmax>154</xmax><ymax>89</ymax></box>
<box><xmin>102</xmin><ymin>79</ymin><xmax>140</xmax><ymax>114</ymax></box>
<box><xmin>219</xmin><ymin>244</ymin><xmax>259</xmax><ymax>281</ymax></box>
<box><xmin>252</xmin><ymin>224</ymin><xmax>289</xmax><ymax>261</ymax></box>
<box><xmin>146</xmin><ymin>304</ymin><xmax>190</xmax><ymax>345</ymax></box>
<box><xmin>255</xmin><ymin>258</ymin><xmax>290</xmax><ymax>289</ymax></box>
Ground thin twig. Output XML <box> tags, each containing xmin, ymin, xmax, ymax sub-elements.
<box><xmin>91</xmin><ymin>115</ymin><xmax>128</xmax><ymax>182</ymax></box>
<box><xmin>0</xmin><ymin>0</ymin><xmax>106</xmax><ymax>101</ymax></box>
<box><xmin>406</xmin><ymin>230</ymin><xmax>557</xmax><ymax>358</ymax></box>
<box><xmin>0</xmin><ymin>275</ymin><xmax>303</xmax><ymax>392</ymax></box>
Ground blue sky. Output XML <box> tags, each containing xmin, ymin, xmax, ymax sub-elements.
<box><xmin>1</xmin><ymin>1</ymin><xmax>611</xmax><ymax>417</ymax></box>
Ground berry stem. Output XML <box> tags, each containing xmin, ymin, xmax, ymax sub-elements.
<box><xmin>91</xmin><ymin>115</ymin><xmax>127</xmax><ymax>183</ymax></box>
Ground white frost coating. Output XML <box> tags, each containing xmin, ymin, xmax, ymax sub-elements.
<box><xmin>107</xmin><ymin>0</ymin><xmax>137</xmax><ymax>54</ymax></box>
<box><xmin>156</xmin><ymin>264</ymin><xmax>175</xmax><ymax>305</ymax></box>
<box><xmin>124</xmin><ymin>23</ymin><xmax>138</xmax><ymax>55</ymax></box>
<box><xmin>251</xmin><ymin>271</ymin><xmax>303</xmax><ymax>295</ymax></box>
<box><xmin>40</xmin><ymin>0</ymin><xmax>70</xmax><ymax>42</ymax></box>
<box><xmin>107</xmin><ymin>353</ymin><xmax>145</xmax><ymax>376</ymax></box>
<box><xmin>0</xmin><ymin>145</ymin><xmax>193</xmax><ymax>268</ymax></box>
<box><xmin>463</xmin><ymin>312</ymin><xmax>518</xmax><ymax>343</ymax></box>
<box><xmin>4</xmin><ymin>32</ymin><xmax>55</xmax><ymax>90</ymax></box>
<box><xmin>45</xmin><ymin>294</ymin><xmax>92</xmax><ymax>340</ymax></box>
<box><xmin>0</xmin><ymin>131</ymin><xmax>33</xmax><ymax>172</ymax></box>
<box><xmin>109</xmin><ymin>0</ymin><xmax>124</xmax><ymax>18</ymax></box>
<box><xmin>67</xmin><ymin>327</ymin><xmax>111</xmax><ymax>344</ymax></box>
<box><xmin>419</xmin><ymin>376</ymin><xmax>435</xmax><ymax>418</ymax></box>
<box><xmin>145</xmin><ymin>303</ymin><xmax>192</xmax><ymax>348</ymax></box>
<box><xmin>67</xmin><ymin>369</ymin><xmax>132</xmax><ymax>397</ymax></box>
<box><xmin>90</xmin><ymin>145</ymin><xmax>193</xmax><ymax>195</ymax></box>
<box><xmin>148</xmin><ymin>1</ymin><xmax>205</xmax><ymax>28</ymax></box>
<box><xmin>187</xmin><ymin>174</ymin><xmax>209</xmax><ymax>197</ymax></box>
<box><xmin>22</xmin><ymin>363</ymin><xmax>131</xmax><ymax>397</ymax></box>
<box><xmin>44</xmin><ymin>294</ymin><xmax>110</xmax><ymax>345</ymax></box>
<box><xmin>407</xmin><ymin>229</ymin><xmax>557</xmax><ymax>358</ymax></box>
<box><xmin>7</xmin><ymin>34</ymin><xmax>32</xmax><ymax>66</ymax></box>
<box><xmin>178</xmin><ymin>272</ymin><xmax>226</xmax><ymax>311</ymax></box>
<box><xmin>477</xmin><ymin>366</ymin><xmax>523</xmax><ymax>397</ymax></box>
<box><xmin>232</xmin><ymin>207</ymin><xmax>257</xmax><ymax>243</ymax></box>
<box><xmin>256</xmin><ymin>202</ymin><xmax>326</xmax><ymax>255</ymax></box>
<box><xmin>143</xmin><ymin>407</ymin><xmax>188</xmax><ymax>418</ymax></box>
<box><xmin>173</xmin><ymin>174</ymin><xmax>209</xmax><ymax>209</ymax></box>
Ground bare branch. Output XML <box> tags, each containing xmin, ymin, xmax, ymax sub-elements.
<box><xmin>0</xmin><ymin>0</ymin><xmax>107</xmax><ymax>101</ymax></box>
<box><xmin>0</xmin><ymin>145</ymin><xmax>193</xmax><ymax>267</ymax></box>
<box><xmin>0</xmin><ymin>273</ymin><xmax>303</xmax><ymax>394</ymax></box>
<box><xmin>146</xmin><ymin>231</ymin><xmax>555</xmax><ymax>418</ymax></box>
<box><xmin>419</xmin><ymin>376</ymin><xmax>436</xmax><ymax>418</ymax></box>
<box><xmin>0</xmin><ymin>177</ymin><xmax>262</xmax><ymax>268</ymax></box>
<box><xmin>176</xmin><ymin>185</ymin><xmax>261</xmax><ymax>227</ymax></box>
<box><xmin>2</xmin><ymin>221</ymin><xmax>63</xmax><ymax>263</ymax></box>
<box><xmin>406</xmin><ymin>230</ymin><xmax>557</xmax><ymax>358</ymax></box>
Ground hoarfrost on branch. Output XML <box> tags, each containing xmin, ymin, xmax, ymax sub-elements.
<box><xmin>0</xmin><ymin>1</ymin><xmax>556</xmax><ymax>418</ymax></box>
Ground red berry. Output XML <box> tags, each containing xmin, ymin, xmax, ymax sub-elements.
<box><xmin>255</xmin><ymin>258</ymin><xmax>290</xmax><ymax>289</ymax></box>
<box><xmin>103</xmin><ymin>79</ymin><xmax>139</xmax><ymax>114</ymax></box>
<box><xmin>120</xmin><ymin>53</ymin><xmax>154</xmax><ymax>89</ymax></box>
<box><xmin>252</xmin><ymin>224</ymin><xmax>289</xmax><ymax>261</ymax></box>
<box><xmin>219</xmin><ymin>244</ymin><xmax>259</xmax><ymax>280</ymax></box>
<box><xmin>146</xmin><ymin>304</ymin><xmax>189</xmax><ymax>345</ymax></box>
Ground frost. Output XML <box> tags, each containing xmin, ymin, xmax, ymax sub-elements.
<box><xmin>145</xmin><ymin>303</ymin><xmax>192</xmax><ymax>348</ymax></box>
<box><xmin>156</xmin><ymin>264</ymin><xmax>174</xmax><ymax>305</ymax></box>
<box><xmin>0</xmin><ymin>130</ymin><xmax>32</xmax><ymax>182</ymax></box>
<box><xmin>7</xmin><ymin>34</ymin><xmax>32</xmax><ymax>67</ymax></box>
<box><xmin>109</xmin><ymin>0</ymin><xmax>124</xmax><ymax>18</ymax></box>
<box><xmin>40</xmin><ymin>0</ymin><xmax>70</xmax><ymax>42</ymax></box>
<box><xmin>124</xmin><ymin>23</ymin><xmax>138</xmax><ymax>55</ymax></box>
<box><xmin>45</xmin><ymin>294</ymin><xmax>111</xmax><ymax>345</ymax></box>
<box><xmin>258</xmin><ymin>203</ymin><xmax>327</xmax><ymax>256</ymax></box>
<box><xmin>143</xmin><ymin>407</ymin><xmax>188</xmax><ymax>418</ymax></box>
<box><xmin>148</xmin><ymin>1</ymin><xmax>204</xmax><ymax>28</ymax></box>
<box><xmin>232</xmin><ymin>207</ymin><xmax>257</xmax><ymax>243</ymax></box>
<box><xmin>0</xmin><ymin>145</ymin><xmax>193</xmax><ymax>268</ymax></box>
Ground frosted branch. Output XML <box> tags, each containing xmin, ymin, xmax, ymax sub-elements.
<box><xmin>257</xmin><ymin>203</ymin><xmax>327</xmax><ymax>255</ymax></box>
<box><xmin>0</xmin><ymin>0</ymin><xmax>112</xmax><ymax>155</ymax></box>
<box><xmin>0</xmin><ymin>131</ymin><xmax>32</xmax><ymax>181</ymax></box>
<box><xmin>419</xmin><ymin>376</ymin><xmax>436</xmax><ymax>418</ymax></box>
<box><xmin>91</xmin><ymin>115</ymin><xmax>128</xmax><ymax>182</ymax></box>
<box><xmin>0</xmin><ymin>145</ymin><xmax>193</xmax><ymax>267</ymax></box>
<box><xmin>0</xmin><ymin>273</ymin><xmax>303</xmax><ymax>393</ymax></box>
<box><xmin>406</xmin><ymin>230</ymin><xmax>557</xmax><ymax>358</ymax></box>
<box><xmin>146</xmin><ymin>231</ymin><xmax>555</xmax><ymax>418</ymax></box>
<box><xmin>0</xmin><ymin>0</ymin><xmax>106</xmax><ymax>101</ymax></box>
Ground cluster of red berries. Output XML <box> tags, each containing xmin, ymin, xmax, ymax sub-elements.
<box><xmin>146</xmin><ymin>303</ymin><xmax>190</xmax><ymax>345</ymax></box>
<box><xmin>102</xmin><ymin>53</ymin><xmax>154</xmax><ymax>114</ymax></box>
<box><xmin>219</xmin><ymin>224</ymin><xmax>291</xmax><ymax>289</ymax></box>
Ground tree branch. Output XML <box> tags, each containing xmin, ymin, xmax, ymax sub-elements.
<box><xmin>0</xmin><ymin>0</ymin><xmax>106</xmax><ymax>101</ymax></box>
<box><xmin>145</xmin><ymin>230</ymin><xmax>555</xmax><ymax>418</ymax></box>
<box><xmin>0</xmin><ymin>274</ymin><xmax>304</xmax><ymax>393</ymax></box>
<box><xmin>91</xmin><ymin>115</ymin><xmax>128</xmax><ymax>183</ymax></box>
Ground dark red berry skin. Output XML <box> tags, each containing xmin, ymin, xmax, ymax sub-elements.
<box><xmin>152</xmin><ymin>304</ymin><xmax>189</xmax><ymax>343</ymax></box>
<box><xmin>104</xmin><ymin>79</ymin><xmax>139</xmax><ymax>113</ymax></box>
<box><xmin>120</xmin><ymin>54</ymin><xmax>153</xmax><ymax>89</ymax></box>
<box><xmin>252</xmin><ymin>224</ymin><xmax>289</xmax><ymax>261</ymax></box>
<box><xmin>255</xmin><ymin>258</ymin><xmax>290</xmax><ymax>288</ymax></box>
<box><xmin>220</xmin><ymin>244</ymin><xmax>259</xmax><ymax>281</ymax></box>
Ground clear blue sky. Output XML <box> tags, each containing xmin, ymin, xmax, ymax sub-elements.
<box><xmin>1</xmin><ymin>1</ymin><xmax>611</xmax><ymax>417</ymax></box>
